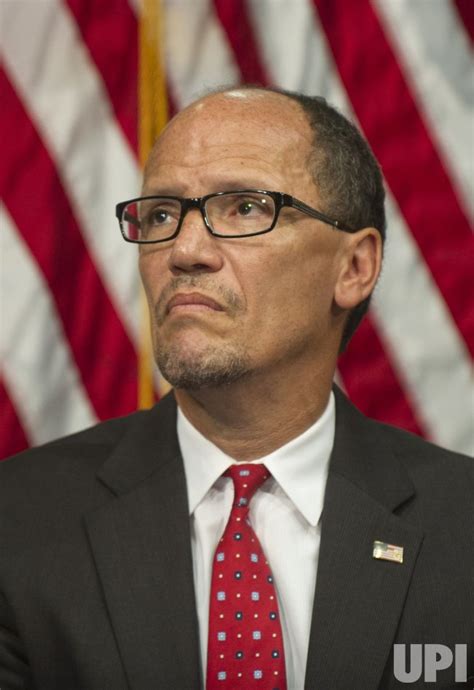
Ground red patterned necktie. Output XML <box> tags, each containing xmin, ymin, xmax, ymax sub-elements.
<box><xmin>206</xmin><ymin>463</ymin><xmax>287</xmax><ymax>689</ymax></box>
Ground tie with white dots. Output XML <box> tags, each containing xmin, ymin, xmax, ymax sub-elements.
<box><xmin>206</xmin><ymin>464</ymin><xmax>287</xmax><ymax>689</ymax></box>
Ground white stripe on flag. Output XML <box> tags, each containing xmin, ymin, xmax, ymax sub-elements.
<box><xmin>247</xmin><ymin>0</ymin><xmax>344</xmax><ymax>107</ymax></box>
<box><xmin>373</xmin><ymin>197</ymin><xmax>474</xmax><ymax>455</ymax></box>
<box><xmin>1</xmin><ymin>0</ymin><xmax>142</xmax><ymax>343</ymax></box>
<box><xmin>165</xmin><ymin>0</ymin><xmax>240</xmax><ymax>107</ymax></box>
<box><xmin>374</xmin><ymin>0</ymin><xmax>474</xmax><ymax>220</ymax></box>
<box><xmin>0</xmin><ymin>205</ymin><xmax>97</xmax><ymax>445</ymax></box>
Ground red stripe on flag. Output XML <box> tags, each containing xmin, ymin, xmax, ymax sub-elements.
<box><xmin>454</xmin><ymin>0</ymin><xmax>474</xmax><ymax>41</ymax></box>
<box><xmin>313</xmin><ymin>0</ymin><xmax>474</xmax><ymax>356</ymax></box>
<box><xmin>213</xmin><ymin>0</ymin><xmax>270</xmax><ymax>84</ymax></box>
<box><xmin>0</xmin><ymin>380</ymin><xmax>30</xmax><ymax>460</ymax></box>
<box><xmin>1</xmin><ymin>69</ymin><xmax>138</xmax><ymax>420</ymax></box>
<box><xmin>65</xmin><ymin>0</ymin><xmax>138</xmax><ymax>154</ymax></box>
<box><xmin>339</xmin><ymin>318</ymin><xmax>425</xmax><ymax>437</ymax></box>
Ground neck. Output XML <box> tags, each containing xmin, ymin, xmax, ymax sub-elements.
<box><xmin>174</xmin><ymin>360</ymin><xmax>335</xmax><ymax>461</ymax></box>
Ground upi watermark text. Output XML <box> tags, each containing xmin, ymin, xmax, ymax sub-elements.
<box><xmin>393</xmin><ymin>644</ymin><xmax>467</xmax><ymax>683</ymax></box>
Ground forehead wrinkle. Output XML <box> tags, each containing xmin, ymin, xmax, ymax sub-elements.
<box><xmin>144</xmin><ymin>149</ymin><xmax>313</xmax><ymax>198</ymax></box>
<box><xmin>146</xmin><ymin>132</ymin><xmax>311</xmax><ymax>183</ymax></box>
<box><xmin>149</xmin><ymin>140</ymin><xmax>301</xmax><ymax>170</ymax></box>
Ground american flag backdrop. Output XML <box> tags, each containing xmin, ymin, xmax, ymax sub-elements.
<box><xmin>1</xmin><ymin>0</ymin><xmax>473</xmax><ymax>461</ymax></box>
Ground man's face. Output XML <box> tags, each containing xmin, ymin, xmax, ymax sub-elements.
<box><xmin>139</xmin><ymin>91</ymin><xmax>350</xmax><ymax>389</ymax></box>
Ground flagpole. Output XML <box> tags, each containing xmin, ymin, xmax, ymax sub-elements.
<box><xmin>138</xmin><ymin>0</ymin><xmax>170</xmax><ymax>408</ymax></box>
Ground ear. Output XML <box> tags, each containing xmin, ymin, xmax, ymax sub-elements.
<box><xmin>334</xmin><ymin>228</ymin><xmax>382</xmax><ymax>310</ymax></box>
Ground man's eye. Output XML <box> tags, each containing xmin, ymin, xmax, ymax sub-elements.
<box><xmin>148</xmin><ymin>209</ymin><xmax>170</xmax><ymax>225</ymax></box>
<box><xmin>237</xmin><ymin>201</ymin><xmax>256</xmax><ymax>216</ymax></box>
<box><xmin>142</xmin><ymin>204</ymin><xmax>181</xmax><ymax>227</ymax></box>
<box><xmin>233</xmin><ymin>198</ymin><xmax>270</xmax><ymax>217</ymax></box>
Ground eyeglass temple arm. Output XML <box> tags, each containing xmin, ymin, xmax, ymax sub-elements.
<box><xmin>283</xmin><ymin>194</ymin><xmax>352</xmax><ymax>232</ymax></box>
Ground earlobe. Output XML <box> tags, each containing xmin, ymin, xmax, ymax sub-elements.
<box><xmin>334</xmin><ymin>228</ymin><xmax>382</xmax><ymax>310</ymax></box>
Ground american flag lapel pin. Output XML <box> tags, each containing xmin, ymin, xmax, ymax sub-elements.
<box><xmin>373</xmin><ymin>540</ymin><xmax>404</xmax><ymax>564</ymax></box>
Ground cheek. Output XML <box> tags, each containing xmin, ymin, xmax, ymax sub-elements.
<box><xmin>229</xmin><ymin>264</ymin><xmax>295</xmax><ymax>343</ymax></box>
<box><xmin>238</xmin><ymin>244</ymin><xmax>337</xmax><ymax>326</ymax></box>
<box><xmin>139</xmin><ymin>250</ymin><xmax>166</xmax><ymax>304</ymax></box>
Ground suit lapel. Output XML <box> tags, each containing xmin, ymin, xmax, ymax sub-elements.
<box><xmin>83</xmin><ymin>394</ymin><xmax>201</xmax><ymax>690</ymax></box>
<box><xmin>304</xmin><ymin>388</ymin><xmax>424</xmax><ymax>690</ymax></box>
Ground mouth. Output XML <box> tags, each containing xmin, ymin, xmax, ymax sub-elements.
<box><xmin>166</xmin><ymin>292</ymin><xmax>225</xmax><ymax>315</ymax></box>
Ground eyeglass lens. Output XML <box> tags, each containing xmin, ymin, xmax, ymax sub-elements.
<box><xmin>121</xmin><ymin>192</ymin><xmax>276</xmax><ymax>241</ymax></box>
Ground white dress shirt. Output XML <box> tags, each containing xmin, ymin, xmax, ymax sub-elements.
<box><xmin>177</xmin><ymin>392</ymin><xmax>335</xmax><ymax>690</ymax></box>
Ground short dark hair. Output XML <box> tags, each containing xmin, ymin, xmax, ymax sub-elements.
<box><xmin>214</xmin><ymin>85</ymin><xmax>387</xmax><ymax>351</ymax></box>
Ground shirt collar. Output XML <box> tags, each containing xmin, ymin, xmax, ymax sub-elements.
<box><xmin>177</xmin><ymin>391</ymin><xmax>335</xmax><ymax>527</ymax></box>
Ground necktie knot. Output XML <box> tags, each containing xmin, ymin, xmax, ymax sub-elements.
<box><xmin>225</xmin><ymin>463</ymin><xmax>269</xmax><ymax>508</ymax></box>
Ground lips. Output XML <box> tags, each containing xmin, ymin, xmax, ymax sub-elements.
<box><xmin>166</xmin><ymin>292</ymin><xmax>224</xmax><ymax>314</ymax></box>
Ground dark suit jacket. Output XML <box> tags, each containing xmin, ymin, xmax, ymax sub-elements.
<box><xmin>0</xmin><ymin>387</ymin><xmax>472</xmax><ymax>689</ymax></box>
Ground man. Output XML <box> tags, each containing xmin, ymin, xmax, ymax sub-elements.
<box><xmin>0</xmin><ymin>87</ymin><xmax>472</xmax><ymax>690</ymax></box>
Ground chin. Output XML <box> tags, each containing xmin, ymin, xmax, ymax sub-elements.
<box><xmin>154</xmin><ymin>341</ymin><xmax>252</xmax><ymax>390</ymax></box>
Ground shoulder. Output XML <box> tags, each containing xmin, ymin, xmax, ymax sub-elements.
<box><xmin>332</xmin><ymin>385</ymin><xmax>473</xmax><ymax>519</ymax></box>
<box><xmin>0</xmin><ymin>393</ymin><xmax>177</xmax><ymax>507</ymax></box>
<box><xmin>0</xmin><ymin>411</ymin><xmax>142</xmax><ymax>484</ymax></box>
<box><xmin>359</xmin><ymin>412</ymin><xmax>473</xmax><ymax>530</ymax></box>
<box><xmin>0</xmin><ymin>394</ymin><xmax>178</xmax><ymax>550</ymax></box>
<box><xmin>0</xmin><ymin>413</ymin><xmax>139</xmax><ymax>531</ymax></box>
<box><xmin>334</xmin><ymin>383</ymin><xmax>472</xmax><ymax>470</ymax></box>
<box><xmin>367</xmin><ymin>415</ymin><xmax>473</xmax><ymax>480</ymax></box>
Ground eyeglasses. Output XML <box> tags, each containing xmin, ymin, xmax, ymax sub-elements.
<box><xmin>115</xmin><ymin>189</ymin><xmax>353</xmax><ymax>243</ymax></box>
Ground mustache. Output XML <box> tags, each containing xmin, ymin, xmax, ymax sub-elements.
<box><xmin>154</xmin><ymin>275</ymin><xmax>244</xmax><ymax>325</ymax></box>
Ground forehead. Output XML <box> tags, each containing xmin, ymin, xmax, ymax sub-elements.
<box><xmin>144</xmin><ymin>91</ymin><xmax>316</xmax><ymax>194</ymax></box>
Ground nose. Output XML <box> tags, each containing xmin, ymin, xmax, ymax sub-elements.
<box><xmin>167</xmin><ymin>207</ymin><xmax>224</xmax><ymax>275</ymax></box>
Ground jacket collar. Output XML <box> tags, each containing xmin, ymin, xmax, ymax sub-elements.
<box><xmin>95</xmin><ymin>391</ymin><xmax>179</xmax><ymax>496</ymax></box>
<box><xmin>330</xmin><ymin>384</ymin><xmax>415</xmax><ymax>511</ymax></box>
<box><xmin>96</xmin><ymin>386</ymin><xmax>415</xmax><ymax>512</ymax></box>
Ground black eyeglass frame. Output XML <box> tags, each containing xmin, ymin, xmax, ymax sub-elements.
<box><xmin>115</xmin><ymin>189</ymin><xmax>354</xmax><ymax>243</ymax></box>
